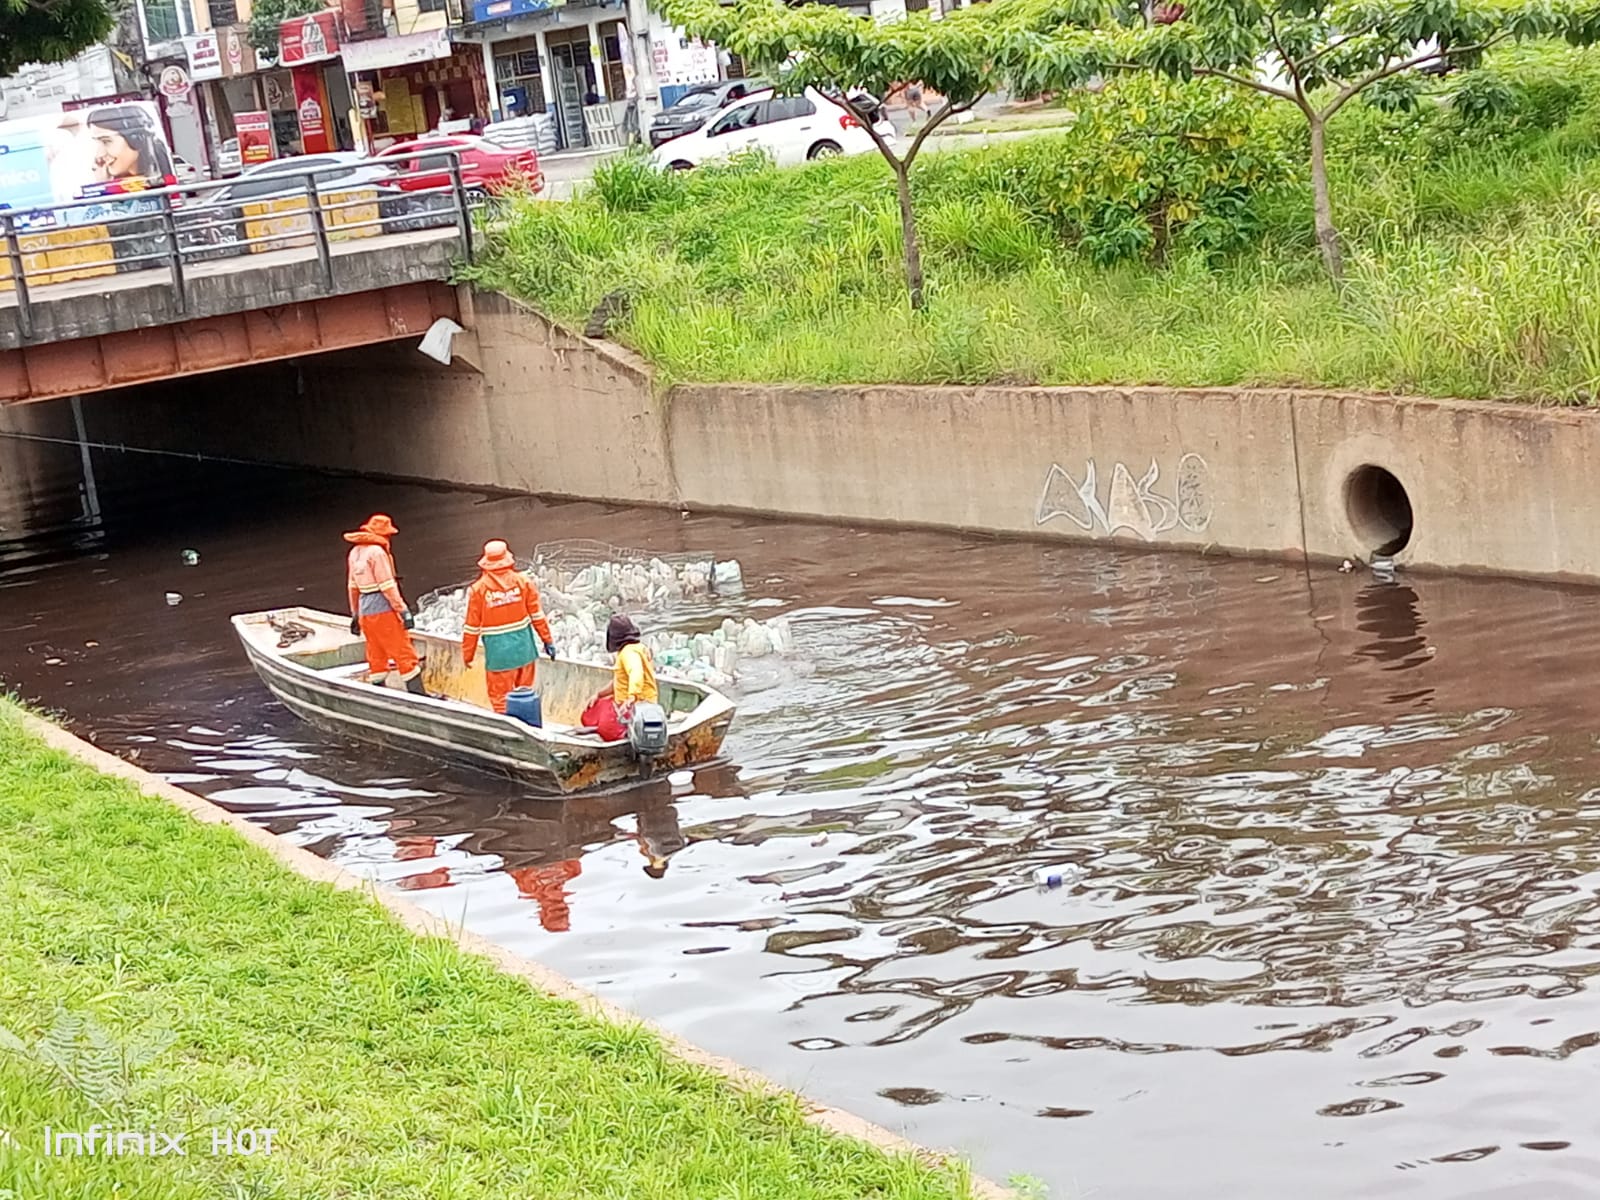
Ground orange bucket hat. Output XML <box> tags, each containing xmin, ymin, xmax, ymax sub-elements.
<box><xmin>362</xmin><ymin>514</ymin><xmax>399</xmax><ymax>537</ymax></box>
<box><xmin>478</xmin><ymin>539</ymin><xmax>517</xmax><ymax>571</ymax></box>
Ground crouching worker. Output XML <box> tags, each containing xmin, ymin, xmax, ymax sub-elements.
<box><xmin>462</xmin><ymin>539</ymin><xmax>556</xmax><ymax>714</ymax></box>
<box><xmin>344</xmin><ymin>513</ymin><xmax>426</xmax><ymax>696</ymax></box>
<box><xmin>581</xmin><ymin>614</ymin><xmax>658</xmax><ymax>742</ymax></box>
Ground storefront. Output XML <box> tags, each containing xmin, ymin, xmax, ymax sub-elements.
<box><xmin>342</xmin><ymin>29</ymin><xmax>491</xmax><ymax>150</ymax></box>
<box><xmin>458</xmin><ymin>0</ymin><xmax>648</xmax><ymax>149</ymax></box>
<box><xmin>277</xmin><ymin>10</ymin><xmax>357</xmax><ymax>154</ymax></box>
<box><xmin>184</xmin><ymin>25</ymin><xmax>266</xmax><ymax>167</ymax></box>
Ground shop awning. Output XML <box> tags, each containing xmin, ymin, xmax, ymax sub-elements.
<box><xmin>341</xmin><ymin>28</ymin><xmax>455</xmax><ymax>73</ymax></box>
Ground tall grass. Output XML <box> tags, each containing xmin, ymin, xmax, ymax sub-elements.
<box><xmin>0</xmin><ymin>701</ymin><xmax>981</xmax><ymax>1200</ymax></box>
<box><xmin>472</xmin><ymin>43</ymin><xmax>1600</xmax><ymax>402</ymax></box>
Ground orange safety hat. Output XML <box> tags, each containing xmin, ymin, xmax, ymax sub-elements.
<box><xmin>478</xmin><ymin>539</ymin><xmax>517</xmax><ymax>571</ymax></box>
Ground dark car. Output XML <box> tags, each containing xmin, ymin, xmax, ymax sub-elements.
<box><xmin>648</xmin><ymin>78</ymin><xmax>764</xmax><ymax>147</ymax></box>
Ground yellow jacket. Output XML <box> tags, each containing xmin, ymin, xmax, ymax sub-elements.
<box><xmin>614</xmin><ymin>643</ymin><xmax>658</xmax><ymax>707</ymax></box>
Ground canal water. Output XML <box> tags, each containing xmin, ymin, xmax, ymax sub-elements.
<box><xmin>5</xmin><ymin>436</ymin><xmax>1600</xmax><ymax>1199</ymax></box>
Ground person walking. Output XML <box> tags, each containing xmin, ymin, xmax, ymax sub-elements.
<box><xmin>461</xmin><ymin>539</ymin><xmax>556</xmax><ymax>714</ymax></box>
<box><xmin>344</xmin><ymin>513</ymin><xmax>426</xmax><ymax>696</ymax></box>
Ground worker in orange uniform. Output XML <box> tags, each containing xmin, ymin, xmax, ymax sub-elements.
<box><xmin>344</xmin><ymin>513</ymin><xmax>426</xmax><ymax>696</ymax></box>
<box><xmin>461</xmin><ymin>539</ymin><xmax>556</xmax><ymax>714</ymax></box>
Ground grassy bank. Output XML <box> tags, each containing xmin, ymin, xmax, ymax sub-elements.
<box><xmin>474</xmin><ymin>44</ymin><xmax>1600</xmax><ymax>402</ymax></box>
<box><xmin>0</xmin><ymin>702</ymin><xmax>981</xmax><ymax>1200</ymax></box>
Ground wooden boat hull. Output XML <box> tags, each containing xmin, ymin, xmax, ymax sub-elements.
<box><xmin>233</xmin><ymin>607</ymin><xmax>735</xmax><ymax>795</ymax></box>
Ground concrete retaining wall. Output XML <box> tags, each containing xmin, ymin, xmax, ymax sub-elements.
<box><xmin>30</xmin><ymin>290</ymin><xmax>1600</xmax><ymax>583</ymax></box>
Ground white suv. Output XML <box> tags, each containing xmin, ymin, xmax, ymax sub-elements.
<box><xmin>649</xmin><ymin>87</ymin><xmax>895</xmax><ymax>170</ymax></box>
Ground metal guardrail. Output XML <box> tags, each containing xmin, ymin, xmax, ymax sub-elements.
<box><xmin>0</xmin><ymin>150</ymin><xmax>491</xmax><ymax>341</ymax></box>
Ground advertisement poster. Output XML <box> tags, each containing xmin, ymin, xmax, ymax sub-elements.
<box><xmin>235</xmin><ymin>110</ymin><xmax>274</xmax><ymax>165</ymax></box>
<box><xmin>0</xmin><ymin>101</ymin><xmax>177</xmax><ymax>223</ymax></box>
<box><xmin>278</xmin><ymin>11</ymin><xmax>341</xmax><ymax>66</ymax></box>
<box><xmin>186</xmin><ymin>33</ymin><xmax>223</xmax><ymax>81</ymax></box>
<box><xmin>291</xmin><ymin>69</ymin><xmax>331</xmax><ymax>154</ymax></box>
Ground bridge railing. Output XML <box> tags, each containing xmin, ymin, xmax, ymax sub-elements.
<box><xmin>0</xmin><ymin>150</ymin><xmax>507</xmax><ymax>340</ymax></box>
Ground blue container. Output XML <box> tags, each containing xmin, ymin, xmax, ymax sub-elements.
<box><xmin>504</xmin><ymin>687</ymin><xmax>542</xmax><ymax>728</ymax></box>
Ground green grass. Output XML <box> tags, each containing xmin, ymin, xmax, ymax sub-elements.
<box><xmin>0</xmin><ymin>701</ymin><xmax>981</xmax><ymax>1200</ymax></box>
<box><xmin>472</xmin><ymin>44</ymin><xmax>1600</xmax><ymax>403</ymax></box>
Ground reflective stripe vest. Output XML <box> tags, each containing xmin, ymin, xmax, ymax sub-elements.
<box><xmin>463</xmin><ymin>569</ymin><xmax>552</xmax><ymax>673</ymax></box>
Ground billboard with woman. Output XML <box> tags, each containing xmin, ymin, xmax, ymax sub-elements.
<box><xmin>0</xmin><ymin>101</ymin><xmax>177</xmax><ymax>225</ymax></box>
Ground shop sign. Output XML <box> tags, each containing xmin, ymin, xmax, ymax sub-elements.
<box><xmin>157</xmin><ymin>64</ymin><xmax>192</xmax><ymax>100</ymax></box>
<box><xmin>341</xmin><ymin>27</ymin><xmax>452</xmax><ymax>72</ymax></box>
<box><xmin>227</xmin><ymin>28</ymin><xmax>245</xmax><ymax>73</ymax></box>
<box><xmin>185</xmin><ymin>33</ymin><xmax>223</xmax><ymax>80</ymax></box>
<box><xmin>279</xmin><ymin>11</ymin><xmax>341</xmax><ymax>65</ymax></box>
<box><xmin>292</xmin><ymin>69</ymin><xmax>332</xmax><ymax>154</ymax></box>
<box><xmin>470</xmin><ymin>0</ymin><xmax>562</xmax><ymax>24</ymax></box>
<box><xmin>236</xmin><ymin>110</ymin><xmax>275</xmax><ymax>164</ymax></box>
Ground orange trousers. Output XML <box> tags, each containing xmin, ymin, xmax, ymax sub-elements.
<box><xmin>486</xmin><ymin>661</ymin><xmax>536</xmax><ymax>714</ymax></box>
<box><xmin>360</xmin><ymin>610</ymin><xmax>419</xmax><ymax>681</ymax></box>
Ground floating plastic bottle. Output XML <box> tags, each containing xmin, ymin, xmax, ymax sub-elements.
<box><xmin>1032</xmin><ymin>866</ymin><xmax>1079</xmax><ymax>889</ymax></box>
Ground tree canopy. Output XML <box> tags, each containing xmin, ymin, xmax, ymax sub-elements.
<box><xmin>659</xmin><ymin>0</ymin><xmax>1109</xmax><ymax>306</ymax></box>
<box><xmin>0</xmin><ymin>0</ymin><xmax>118</xmax><ymax>76</ymax></box>
<box><xmin>1048</xmin><ymin>0</ymin><xmax>1600</xmax><ymax>274</ymax></box>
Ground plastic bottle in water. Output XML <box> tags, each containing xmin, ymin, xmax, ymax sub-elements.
<box><xmin>1032</xmin><ymin>865</ymin><xmax>1079</xmax><ymax>889</ymax></box>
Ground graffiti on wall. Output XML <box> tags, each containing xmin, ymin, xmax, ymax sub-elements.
<box><xmin>1036</xmin><ymin>453</ymin><xmax>1213</xmax><ymax>541</ymax></box>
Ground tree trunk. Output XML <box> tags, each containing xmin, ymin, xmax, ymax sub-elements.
<box><xmin>893</xmin><ymin>162</ymin><xmax>925</xmax><ymax>310</ymax></box>
<box><xmin>1308</xmin><ymin>116</ymin><xmax>1343</xmax><ymax>282</ymax></box>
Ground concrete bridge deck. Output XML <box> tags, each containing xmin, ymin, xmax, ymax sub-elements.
<box><xmin>0</xmin><ymin>226</ymin><xmax>468</xmax><ymax>405</ymax></box>
<box><xmin>0</xmin><ymin>226</ymin><xmax>462</xmax><ymax>352</ymax></box>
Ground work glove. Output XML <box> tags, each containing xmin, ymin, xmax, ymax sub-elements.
<box><xmin>349</xmin><ymin>615</ymin><xmax>362</xmax><ymax>636</ymax></box>
<box><xmin>544</xmin><ymin>642</ymin><xmax>558</xmax><ymax>660</ymax></box>
<box><xmin>402</xmin><ymin>611</ymin><xmax>415</xmax><ymax>631</ymax></box>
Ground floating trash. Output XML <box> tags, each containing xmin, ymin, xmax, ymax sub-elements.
<box><xmin>181</xmin><ymin>549</ymin><xmax>200</xmax><ymax>566</ymax></box>
<box><xmin>415</xmin><ymin>553</ymin><xmax>791</xmax><ymax>688</ymax></box>
<box><xmin>1032</xmin><ymin>865</ymin><xmax>1081</xmax><ymax>889</ymax></box>
<box><xmin>165</xmin><ymin>592</ymin><xmax>183</xmax><ymax>606</ymax></box>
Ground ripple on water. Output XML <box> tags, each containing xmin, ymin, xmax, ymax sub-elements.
<box><xmin>8</xmin><ymin>455</ymin><xmax>1600</xmax><ymax>1199</ymax></box>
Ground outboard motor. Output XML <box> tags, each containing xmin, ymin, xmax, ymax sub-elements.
<box><xmin>627</xmin><ymin>702</ymin><xmax>670</xmax><ymax>764</ymax></box>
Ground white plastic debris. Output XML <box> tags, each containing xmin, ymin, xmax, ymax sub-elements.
<box><xmin>413</xmin><ymin>556</ymin><xmax>792</xmax><ymax>686</ymax></box>
<box><xmin>165</xmin><ymin>592</ymin><xmax>183</xmax><ymax>606</ymax></box>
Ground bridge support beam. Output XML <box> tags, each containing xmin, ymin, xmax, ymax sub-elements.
<box><xmin>0</xmin><ymin>281</ymin><xmax>467</xmax><ymax>406</ymax></box>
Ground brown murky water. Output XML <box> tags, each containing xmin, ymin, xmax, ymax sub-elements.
<box><xmin>6</xmin><ymin>434</ymin><xmax>1600</xmax><ymax>1199</ymax></box>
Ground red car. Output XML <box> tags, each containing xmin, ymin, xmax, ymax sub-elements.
<box><xmin>375</xmin><ymin>135</ymin><xmax>543</xmax><ymax>195</ymax></box>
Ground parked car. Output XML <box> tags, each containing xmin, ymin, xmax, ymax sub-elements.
<box><xmin>181</xmin><ymin>153</ymin><xmax>399</xmax><ymax>252</ymax></box>
<box><xmin>216</xmin><ymin>137</ymin><xmax>242</xmax><ymax>177</ymax></box>
<box><xmin>373</xmin><ymin>135</ymin><xmax>543</xmax><ymax>196</ymax></box>
<box><xmin>172</xmin><ymin>155</ymin><xmax>204</xmax><ymax>186</ymax></box>
<box><xmin>203</xmin><ymin>153</ymin><xmax>396</xmax><ymax>206</ymax></box>
<box><xmin>648</xmin><ymin>78</ymin><xmax>763</xmax><ymax>147</ymax></box>
<box><xmin>649</xmin><ymin>87</ymin><xmax>895</xmax><ymax>171</ymax></box>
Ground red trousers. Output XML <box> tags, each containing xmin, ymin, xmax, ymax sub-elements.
<box><xmin>486</xmin><ymin>661</ymin><xmax>535</xmax><ymax>714</ymax></box>
<box><xmin>360</xmin><ymin>610</ymin><xmax>419</xmax><ymax>681</ymax></box>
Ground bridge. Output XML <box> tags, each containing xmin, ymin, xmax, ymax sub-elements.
<box><xmin>0</xmin><ymin>160</ymin><xmax>482</xmax><ymax>405</ymax></box>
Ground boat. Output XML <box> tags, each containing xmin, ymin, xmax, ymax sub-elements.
<box><xmin>232</xmin><ymin>607</ymin><xmax>736</xmax><ymax>794</ymax></box>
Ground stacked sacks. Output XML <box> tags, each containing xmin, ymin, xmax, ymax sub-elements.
<box><xmin>413</xmin><ymin>558</ymin><xmax>785</xmax><ymax>688</ymax></box>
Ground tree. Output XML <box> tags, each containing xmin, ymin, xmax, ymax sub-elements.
<box><xmin>1092</xmin><ymin>0</ymin><xmax>1600</xmax><ymax>278</ymax></box>
<box><xmin>0</xmin><ymin>0</ymin><xmax>118</xmax><ymax>75</ymax></box>
<box><xmin>659</xmin><ymin>0</ymin><xmax>1105</xmax><ymax>308</ymax></box>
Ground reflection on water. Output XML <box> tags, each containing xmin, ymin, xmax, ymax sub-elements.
<box><xmin>7</xmin><ymin>435</ymin><xmax>1600</xmax><ymax>1198</ymax></box>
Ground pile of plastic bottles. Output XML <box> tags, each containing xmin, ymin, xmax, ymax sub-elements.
<box><xmin>413</xmin><ymin>557</ymin><xmax>792</xmax><ymax>688</ymax></box>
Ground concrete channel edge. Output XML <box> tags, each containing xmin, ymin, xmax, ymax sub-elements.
<box><xmin>19</xmin><ymin>709</ymin><xmax>1016</xmax><ymax>1200</ymax></box>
